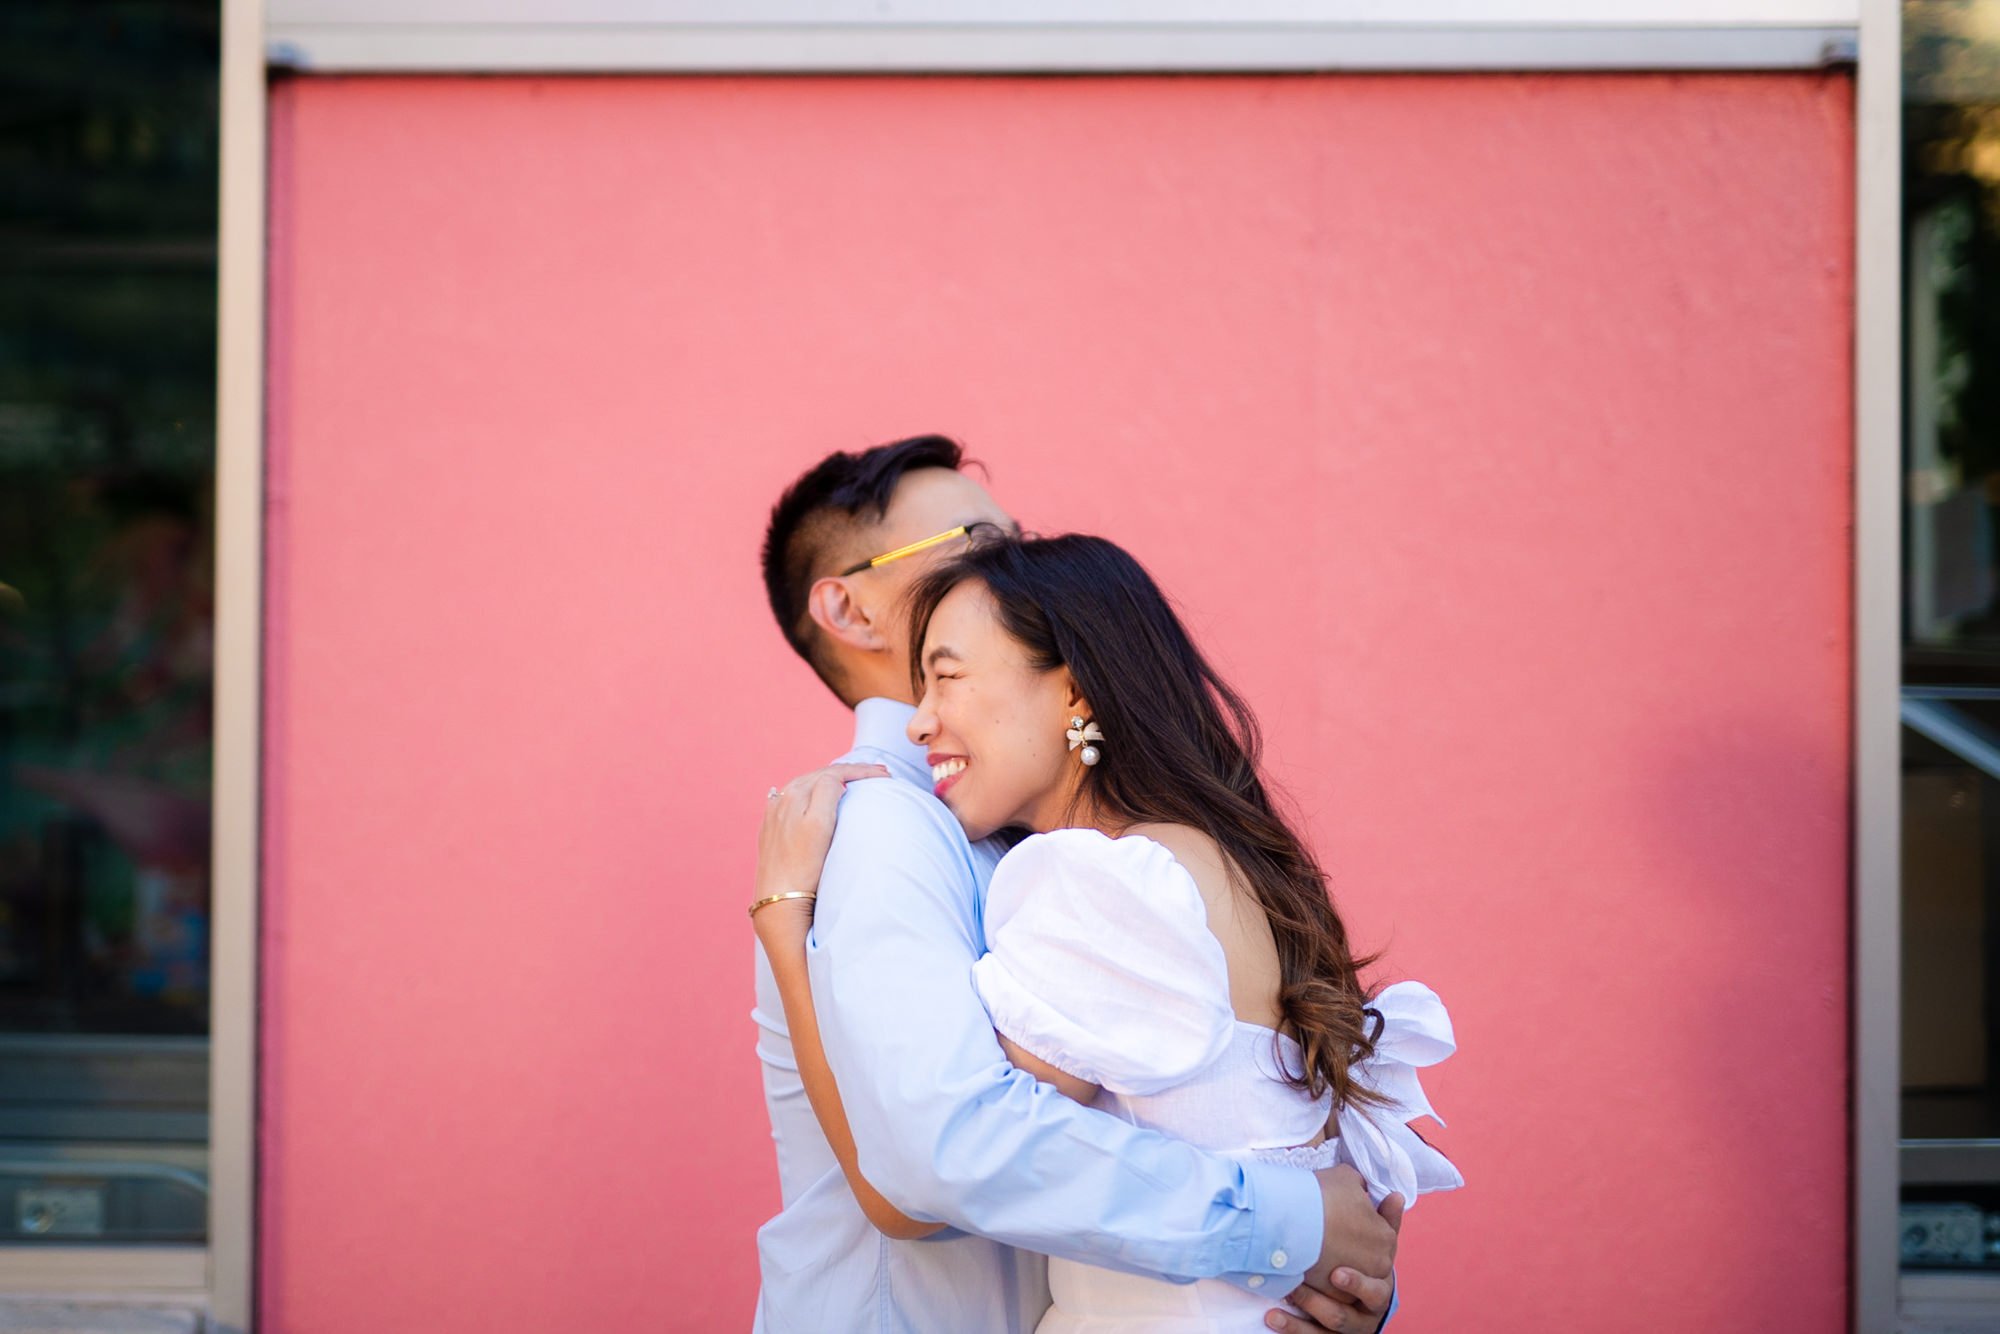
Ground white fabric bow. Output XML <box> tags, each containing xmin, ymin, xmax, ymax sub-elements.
<box><xmin>1331</xmin><ymin>980</ymin><xmax>1464</xmax><ymax>1209</ymax></box>
<box><xmin>1066</xmin><ymin>721</ymin><xmax>1104</xmax><ymax>751</ymax></box>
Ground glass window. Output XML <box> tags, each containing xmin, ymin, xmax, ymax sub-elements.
<box><xmin>0</xmin><ymin>0</ymin><xmax>218</xmax><ymax>1247</ymax></box>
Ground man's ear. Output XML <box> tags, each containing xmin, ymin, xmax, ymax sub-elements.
<box><xmin>806</xmin><ymin>576</ymin><xmax>891</xmax><ymax>654</ymax></box>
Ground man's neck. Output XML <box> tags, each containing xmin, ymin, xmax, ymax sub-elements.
<box><xmin>838</xmin><ymin>664</ymin><xmax>915</xmax><ymax>711</ymax></box>
<box><xmin>850</xmin><ymin>698</ymin><xmax>928</xmax><ymax>779</ymax></box>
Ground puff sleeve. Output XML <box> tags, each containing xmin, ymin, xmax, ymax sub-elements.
<box><xmin>971</xmin><ymin>829</ymin><xmax>1236</xmax><ymax>1096</ymax></box>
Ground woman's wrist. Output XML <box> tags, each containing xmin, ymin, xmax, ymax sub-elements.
<box><xmin>749</xmin><ymin>889</ymin><xmax>815</xmax><ymax>917</ymax></box>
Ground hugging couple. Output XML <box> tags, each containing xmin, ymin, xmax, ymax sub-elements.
<box><xmin>749</xmin><ymin>436</ymin><xmax>1462</xmax><ymax>1333</ymax></box>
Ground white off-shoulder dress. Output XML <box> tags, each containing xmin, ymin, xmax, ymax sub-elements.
<box><xmin>971</xmin><ymin>829</ymin><xmax>1462</xmax><ymax>1333</ymax></box>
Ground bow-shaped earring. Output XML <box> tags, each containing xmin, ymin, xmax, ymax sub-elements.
<box><xmin>1067</xmin><ymin>715</ymin><xmax>1105</xmax><ymax>767</ymax></box>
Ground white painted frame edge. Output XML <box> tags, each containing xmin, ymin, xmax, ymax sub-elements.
<box><xmin>206</xmin><ymin>0</ymin><xmax>267</xmax><ymax>1324</ymax></box>
<box><xmin>0</xmin><ymin>1248</ymin><xmax>206</xmax><ymax>1295</ymax></box>
<box><xmin>1853</xmin><ymin>0</ymin><xmax>1901</xmax><ymax>1331</ymax></box>
<box><xmin>264</xmin><ymin>21</ymin><xmax>1857</xmax><ymax>72</ymax></box>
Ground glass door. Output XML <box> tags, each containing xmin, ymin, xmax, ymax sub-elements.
<box><xmin>0</xmin><ymin>0</ymin><xmax>218</xmax><ymax>1248</ymax></box>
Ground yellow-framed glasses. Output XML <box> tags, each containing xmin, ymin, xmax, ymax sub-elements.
<box><xmin>837</xmin><ymin>522</ymin><xmax>1000</xmax><ymax>577</ymax></box>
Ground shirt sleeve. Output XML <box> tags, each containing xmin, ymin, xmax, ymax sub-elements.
<box><xmin>972</xmin><ymin>830</ymin><xmax>1235</xmax><ymax>1095</ymax></box>
<box><xmin>806</xmin><ymin>780</ymin><xmax>1322</xmax><ymax>1291</ymax></box>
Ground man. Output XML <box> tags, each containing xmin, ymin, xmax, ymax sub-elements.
<box><xmin>751</xmin><ymin>435</ymin><xmax>1401</xmax><ymax>1332</ymax></box>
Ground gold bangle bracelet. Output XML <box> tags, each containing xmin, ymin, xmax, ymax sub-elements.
<box><xmin>748</xmin><ymin>890</ymin><xmax>817</xmax><ymax>918</ymax></box>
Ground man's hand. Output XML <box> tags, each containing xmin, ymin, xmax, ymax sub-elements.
<box><xmin>1273</xmin><ymin>1170</ymin><xmax>1403</xmax><ymax>1332</ymax></box>
<box><xmin>1302</xmin><ymin>1165</ymin><xmax>1398</xmax><ymax>1293</ymax></box>
<box><xmin>1264</xmin><ymin>1260</ymin><xmax>1398</xmax><ymax>1333</ymax></box>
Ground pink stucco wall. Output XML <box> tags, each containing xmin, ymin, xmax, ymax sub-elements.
<box><xmin>262</xmin><ymin>73</ymin><xmax>1855</xmax><ymax>1331</ymax></box>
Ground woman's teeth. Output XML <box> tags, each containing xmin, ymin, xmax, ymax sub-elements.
<box><xmin>931</xmin><ymin>757</ymin><xmax>967</xmax><ymax>784</ymax></box>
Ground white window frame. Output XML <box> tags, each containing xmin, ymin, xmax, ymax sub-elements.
<box><xmin>206</xmin><ymin>0</ymin><xmax>267</xmax><ymax>1322</ymax></box>
<box><xmin>10</xmin><ymin>2</ymin><xmax>1895</xmax><ymax>1329</ymax></box>
<box><xmin>263</xmin><ymin>2</ymin><xmax>1859</xmax><ymax>72</ymax></box>
<box><xmin>1854</xmin><ymin>1</ymin><xmax>1900</xmax><ymax>1331</ymax></box>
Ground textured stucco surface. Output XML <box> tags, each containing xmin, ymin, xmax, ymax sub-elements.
<box><xmin>262</xmin><ymin>72</ymin><xmax>1854</xmax><ymax>1330</ymax></box>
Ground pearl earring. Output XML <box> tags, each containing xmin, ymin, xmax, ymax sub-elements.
<box><xmin>1067</xmin><ymin>715</ymin><xmax>1105</xmax><ymax>767</ymax></box>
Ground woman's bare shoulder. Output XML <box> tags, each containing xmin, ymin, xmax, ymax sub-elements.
<box><xmin>1121</xmin><ymin>822</ymin><xmax>1229</xmax><ymax>888</ymax></box>
<box><xmin>1122</xmin><ymin>822</ymin><xmax>1282</xmax><ymax>1026</ymax></box>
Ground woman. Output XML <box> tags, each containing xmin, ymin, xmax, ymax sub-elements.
<box><xmin>754</xmin><ymin>534</ymin><xmax>1460</xmax><ymax>1332</ymax></box>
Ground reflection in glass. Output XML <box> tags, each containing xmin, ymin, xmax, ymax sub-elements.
<box><xmin>0</xmin><ymin>1</ymin><xmax>218</xmax><ymax>1245</ymax></box>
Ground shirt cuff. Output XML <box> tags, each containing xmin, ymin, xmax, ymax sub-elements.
<box><xmin>1380</xmin><ymin>1271</ymin><xmax>1400</xmax><ymax>1328</ymax></box>
<box><xmin>1216</xmin><ymin>1159</ymin><xmax>1322</xmax><ymax>1296</ymax></box>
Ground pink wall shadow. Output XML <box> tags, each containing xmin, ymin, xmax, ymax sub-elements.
<box><xmin>262</xmin><ymin>72</ymin><xmax>1854</xmax><ymax>1330</ymax></box>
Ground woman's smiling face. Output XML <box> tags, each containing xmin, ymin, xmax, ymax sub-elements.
<box><xmin>906</xmin><ymin>579</ymin><xmax>1081</xmax><ymax>842</ymax></box>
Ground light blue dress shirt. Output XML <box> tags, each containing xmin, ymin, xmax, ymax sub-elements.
<box><xmin>754</xmin><ymin>698</ymin><xmax>1384</xmax><ymax>1333</ymax></box>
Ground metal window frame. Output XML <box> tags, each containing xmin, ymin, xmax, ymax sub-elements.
<box><xmin>264</xmin><ymin>2</ymin><xmax>1860</xmax><ymax>73</ymax></box>
<box><xmin>1853</xmin><ymin>0</ymin><xmax>1900</xmax><ymax>1330</ymax></box>
<box><xmin>208</xmin><ymin>0</ymin><xmax>267</xmax><ymax>1323</ymax></box>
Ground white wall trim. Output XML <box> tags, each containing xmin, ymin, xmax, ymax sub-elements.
<box><xmin>1903</xmin><ymin>1273</ymin><xmax>2000</xmax><ymax>1333</ymax></box>
<box><xmin>266</xmin><ymin>3</ymin><xmax>1858</xmax><ymax>72</ymax></box>
<box><xmin>208</xmin><ymin>0</ymin><xmax>267</xmax><ymax>1326</ymax></box>
<box><xmin>1853</xmin><ymin>0</ymin><xmax>1902</xmax><ymax>1330</ymax></box>
<box><xmin>0</xmin><ymin>1249</ymin><xmax>206</xmax><ymax>1295</ymax></box>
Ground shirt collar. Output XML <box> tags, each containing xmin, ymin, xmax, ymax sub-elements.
<box><xmin>852</xmin><ymin>697</ymin><xmax>928</xmax><ymax>780</ymax></box>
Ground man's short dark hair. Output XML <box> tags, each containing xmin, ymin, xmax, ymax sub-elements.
<box><xmin>761</xmin><ymin>434</ymin><xmax>966</xmax><ymax>696</ymax></box>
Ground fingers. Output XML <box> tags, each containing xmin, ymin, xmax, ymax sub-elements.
<box><xmin>801</xmin><ymin>764</ymin><xmax>890</xmax><ymax>817</ymax></box>
<box><xmin>1288</xmin><ymin>1277</ymin><xmax>1358</xmax><ymax>1310</ymax></box>
<box><xmin>1270</xmin><ymin>1272</ymin><xmax>1389</xmax><ymax>1333</ymax></box>
<box><xmin>820</xmin><ymin>762</ymin><xmax>893</xmax><ymax>782</ymax></box>
<box><xmin>781</xmin><ymin>762</ymin><xmax>890</xmax><ymax>791</ymax></box>
<box><xmin>1325</xmin><ymin>1265</ymin><xmax>1394</xmax><ymax>1314</ymax></box>
<box><xmin>763</xmin><ymin>764</ymin><xmax>891</xmax><ymax>818</ymax></box>
<box><xmin>1267</xmin><ymin>1284</ymin><xmax>1374</xmax><ymax>1334</ymax></box>
<box><xmin>1377</xmin><ymin>1192</ymin><xmax>1406</xmax><ymax>1234</ymax></box>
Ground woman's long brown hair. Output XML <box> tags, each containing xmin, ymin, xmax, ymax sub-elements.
<box><xmin>907</xmin><ymin>534</ymin><xmax>1386</xmax><ymax>1108</ymax></box>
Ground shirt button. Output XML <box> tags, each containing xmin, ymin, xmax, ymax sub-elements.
<box><xmin>1270</xmin><ymin>1250</ymin><xmax>1289</xmax><ymax>1269</ymax></box>
<box><xmin>1247</xmin><ymin>1275</ymin><xmax>1265</xmax><ymax>1290</ymax></box>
